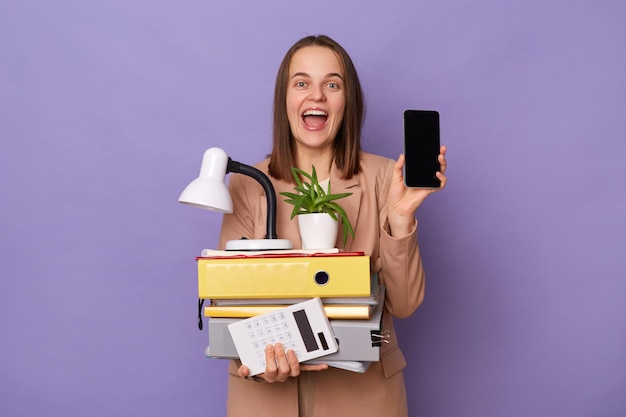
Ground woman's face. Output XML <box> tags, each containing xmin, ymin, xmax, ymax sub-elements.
<box><xmin>286</xmin><ymin>46</ymin><xmax>346</xmax><ymax>153</ymax></box>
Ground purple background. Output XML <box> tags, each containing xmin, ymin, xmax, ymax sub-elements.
<box><xmin>1</xmin><ymin>1</ymin><xmax>624</xmax><ymax>416</ymax></box>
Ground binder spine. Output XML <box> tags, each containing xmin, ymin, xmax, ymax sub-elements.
<box><xmin>198</xmin><ymin>255</ymin><xmax>371</xmax><ymax>299</ymax></box>
<box><xmin>207</xmin><ymin>317</ymin><xmax>382</xmax><ymax>362</ymax></box>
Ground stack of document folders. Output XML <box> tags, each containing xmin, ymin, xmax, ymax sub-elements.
<box><xmin>197</xmin><ymin>248</ymin><xmax>387</xmax><ymax>374</ymax></box>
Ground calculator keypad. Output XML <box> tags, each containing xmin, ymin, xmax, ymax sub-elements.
<box><xmin>248</xmin><ymin>312</ymin><xmax>301</xmax><ymax>368</ymax></box>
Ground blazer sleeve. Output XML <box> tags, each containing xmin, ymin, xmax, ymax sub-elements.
<box><xmin>377</xmin><ymin>160</ymin><xmax>426</xmax><ymax>319</ymax></box>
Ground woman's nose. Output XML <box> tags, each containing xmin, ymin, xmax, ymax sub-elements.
<box><xmin>308</xmin><ymin>86</ymin><xmax>326</xmax><ymax>102</ymax></box>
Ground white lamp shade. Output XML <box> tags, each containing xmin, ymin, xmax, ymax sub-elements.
<box><xmin>178</xmin><ymin>147</ymin><xmax>233</xmax><ymax>213</ymax></box>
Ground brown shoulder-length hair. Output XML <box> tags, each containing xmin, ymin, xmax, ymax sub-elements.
<box><xmin>268</xmin><ymin>35</ymin><xmax>365</xmax><ymax>182</ymax></box>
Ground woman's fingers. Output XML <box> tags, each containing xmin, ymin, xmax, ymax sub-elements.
<box><xmin>237</xmin><ymin>364</ymin><xmax>251</xmax><ymax>378</ymax></box>
<box><xmin>241</xmin><ymin>343</ymin><xmax>329</xmax><ymax>383</ymax></box>
<box><xmin>274</xmin><ymin>343</ymin><xmax>294</xmax><ymax>381</ymax></box>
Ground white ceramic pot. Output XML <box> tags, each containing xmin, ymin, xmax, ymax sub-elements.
<box><xmin>297</xmin><ymin>213</ymin><xmax>339</xmax><ymax>250</ymax></box>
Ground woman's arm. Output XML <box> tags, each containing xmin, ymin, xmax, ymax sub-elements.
<box><xmin>377</xmin><ymin>146</ymin><xmax>447</xmax><ymax>318</ymax></box>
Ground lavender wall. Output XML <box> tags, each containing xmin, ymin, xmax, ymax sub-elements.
<box><xmin>1</xmin><ymin>1</ymin><xmax>624</xmax><ymax>416</ymax></box>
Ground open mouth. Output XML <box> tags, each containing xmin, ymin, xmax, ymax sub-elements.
<box><xmin>302</xmin><ymin>109</ymin><xmax>328</xmax><ymax>129</ymax></box>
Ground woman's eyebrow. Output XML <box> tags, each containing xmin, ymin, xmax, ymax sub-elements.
<box><xmin>326</xmin><ymin>72</ymin><xmax>344</xmax><ymax>80</ymax></box>
<box><xmin>289</xmin><ymin>72</ymin><xmax>344</xmax><ymax>80</ymax></box>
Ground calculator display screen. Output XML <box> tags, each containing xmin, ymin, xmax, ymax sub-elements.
<box><xmin>293</xmin><ymin>309</ymin><xmax>319</xmax><ymax>352</ymax></box>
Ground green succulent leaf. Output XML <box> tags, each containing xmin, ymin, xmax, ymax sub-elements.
<box><xmin>280</xmin><ymin>164</ymin><xmax>355</xmax><ymax>246</ymax></box>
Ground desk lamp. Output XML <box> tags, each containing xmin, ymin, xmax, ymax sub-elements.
<box><xmin>178</xmin><ymin>147</ymin><xmax>292</xmax><ymax>251</ymax></box>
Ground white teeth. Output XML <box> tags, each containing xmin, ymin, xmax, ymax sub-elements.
<box><xmin>303</xmin><ymin>110</ymin><xmax>327</xmax><ymax>116</ymax></box>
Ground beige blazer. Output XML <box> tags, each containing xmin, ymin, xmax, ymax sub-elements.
<box><xmin>218</xmin><ymin>152</ymin><xmax>426</xmax><ymax>417</ymax></box>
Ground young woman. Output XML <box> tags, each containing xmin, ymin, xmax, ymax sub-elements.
<box><xmin>218</xmin><ymin>34</ymin><xmax>447</xmax><ymax>417</ymax></box>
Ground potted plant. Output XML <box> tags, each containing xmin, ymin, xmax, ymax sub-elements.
<box><xmin>280</xmin><ymin>166</ymin><xmax>355</xmax><ymax>249</ymax></box>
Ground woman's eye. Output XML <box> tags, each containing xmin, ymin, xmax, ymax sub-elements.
<box><xmin>327</xmin><ymin>82</ymin><xmax>338</xmax><ymax>89</ymax></box>
<box><xmin>295</xmin><ymin>81</ymin><xmax>307</xmax><ymax>87</ymax></box>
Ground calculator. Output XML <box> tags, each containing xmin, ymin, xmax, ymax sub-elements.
<box><xmin>227</xmin><ymin>298</ymin><xmax>338</xmax><ymax>376</ymax></box>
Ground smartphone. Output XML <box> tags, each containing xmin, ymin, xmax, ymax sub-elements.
<box><xmin>403</xmin><ymin>110</ymin><xmax>441</xmax><ymax>188</ymax></box>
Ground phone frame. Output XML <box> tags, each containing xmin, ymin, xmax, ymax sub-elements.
<box><xmin>403</xmin><ymin>109</ymin><xmax>441</xmax><ymax>189</ymax></box>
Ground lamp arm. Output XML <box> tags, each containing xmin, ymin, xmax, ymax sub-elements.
<box><xmin>226</xmin><ymin>158</ymin><xmax>278</xmax><ymax>240</ymax></box>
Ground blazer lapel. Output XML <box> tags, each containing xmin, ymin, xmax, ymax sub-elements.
<box><xmin>329</xmin><ymin>164</ymin><xmax>362</xmax><ymax>250</ymax></box>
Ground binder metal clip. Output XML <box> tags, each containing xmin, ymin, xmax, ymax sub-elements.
<box><xmin>370</xmin><ymin>330</ymin><xmax>390</xmax><ymax>347</ymax></box>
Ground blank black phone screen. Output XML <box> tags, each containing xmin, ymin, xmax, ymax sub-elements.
<box><xmin>403</xmin><ymin>110</ymin><xmax>441</xmax><ymax>188</ymax></box>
